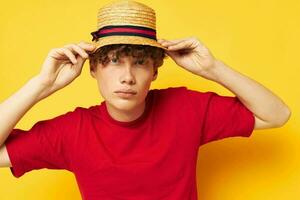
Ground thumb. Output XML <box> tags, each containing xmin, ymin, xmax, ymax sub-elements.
<box><xmin>165</xmin><ymin>50</ymin><xmax>178</xmax><ymax>60</ymax></box>
<box><xmin>77</xmin><ymin>55</ymin><xmax>86</xmax><ymax>65</ymax></box>
<box><xmin>73</xmin><ymin>56</ymin><xmax>87</xmax><ymax>74</ymax></box>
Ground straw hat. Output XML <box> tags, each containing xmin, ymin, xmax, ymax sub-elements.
<box><xmin>90</xmin><ymin>0</ymin><xmax>167</xmax><ymax>52</ymax></box>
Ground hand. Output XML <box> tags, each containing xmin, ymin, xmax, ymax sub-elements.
<box><xmin>158</xmin><ymin>37</ymin><xmax>218</xmax><ymax>80</ymax></box>
<box><xmin>38</xmin><ymin>41</ymin><xmax>96</xmax><ymax>93</ymax></box>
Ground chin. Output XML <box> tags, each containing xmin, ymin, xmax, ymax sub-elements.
<box><xmin>110</xmin><ymin>99</ymin><xmax>140</xmax><ymax>111</ymax></box>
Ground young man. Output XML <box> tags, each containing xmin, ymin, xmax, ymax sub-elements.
<box><xmin>0</xmin><ymin>0</ymin><xmax>291</xmax><ymax>199</ymax></box>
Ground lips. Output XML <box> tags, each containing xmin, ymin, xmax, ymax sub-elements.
<box><xmin>114</xmin><ymin>89</ymin><xmax>137</xmax><ymax>99</ymax></box>
<box><xmin>114</xmin><ymin>89</ymin><xmax>137</xmax><ymax>94</ymax></box>
<box><xmin>114</xmin><ymin>90</ymin><xmax>137</xmax><ymax>98</ymax></box>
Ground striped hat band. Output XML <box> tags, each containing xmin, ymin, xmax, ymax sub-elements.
<box><xmin>91</xmin><ymin>25</ymin><xmax>157</xmax><ymax>41</ymax></box>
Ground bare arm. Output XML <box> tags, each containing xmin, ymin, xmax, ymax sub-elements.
<box><xmin>209</xmin><ymin>60</ymin><xmax>291</xmax><ymax>129</ymax></box>
<box><xmin>157</xmin><ymin>37</ymin><xmax>291</xmax><ymax>129</ymax></box>
<box><xmin>0</xmin><ymin>76</ymin><xmax>49</xmax><ymax>146</ymax></box>
<box><xmin>0</xmin><ymin>41</ymin><xmax>96</xmax><ymax>167</ymax></box>
<box><xmin>0</xmin><ymin>145</ymin><xmax>11</xmax><ymax>167</ymax></box>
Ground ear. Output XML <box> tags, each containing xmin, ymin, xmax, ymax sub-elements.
<box><xmin>152</xmin><ymin>68</ymin><xmax>158</xmax><ymax>81</ymax></box>
<box><xmin>90</xmin><ymin>69</ymin><xmax>96</xmax><ymax>79</ymax></box>
<box><xmin>89</xmin><ymin>60</ymin><xmax>98</xmax><ymax>79</ymax></box>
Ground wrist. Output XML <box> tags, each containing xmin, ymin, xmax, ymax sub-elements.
<box><xmin>29</xmin><ymin>75</ymin><xmax>54</xmax><ymax>101</ymax></box>
<box><xmin>201</xmin><ymin>59</ymin><xmax>226</xmax><ymax>82</ymax></box>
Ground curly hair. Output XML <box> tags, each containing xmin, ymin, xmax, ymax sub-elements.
<box><xmin>88</xmin><ymin>44</ymin><xmax>168</xmax><ymax>72</ymax></box>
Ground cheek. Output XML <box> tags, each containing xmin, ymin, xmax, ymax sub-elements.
<box><xmin>95</xmin><ymin>69</ymin><xmax>114</xmax><ymax>97</ymax></box>
<box><xmin>135</xmin><ymin>71</ymin><xmax>154</xmax><ymax>94</ymax></box>
<box><xmin>136</xmin><ymin>67</ymin><xmax>155</xmax><ymax>82</ymax></box>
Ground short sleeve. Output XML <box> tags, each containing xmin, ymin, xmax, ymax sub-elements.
<box><xmin>186</xmin><ymin>88</ymin><xmax>255</xmax><ymax>147</ymax></box>
<box><xmin>4</xmin><ymin>107</ymin><xmax>82</xmax><ymax>178</ymax></box>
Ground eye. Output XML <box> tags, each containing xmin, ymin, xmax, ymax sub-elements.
<box><xmin>136</xmin><ymin>59</ymin><xmax>145</xmax><ymax>65</ymax></box>
<box><xmin>110</xmin><ymin>57</ymin><xmax>118</xmax><ymax>63</ymax></box>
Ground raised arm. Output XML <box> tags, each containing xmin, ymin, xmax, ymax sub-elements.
<box><xmin>158</xmin><ymin>37</ymin><xmax>291</xmax><ymax>129</ymax></box>
<box><xmin>0</xmin><ymin>41</ymin><xmax>96</xmax><ymax>167</ymax></box>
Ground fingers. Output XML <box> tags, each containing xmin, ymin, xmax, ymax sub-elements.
<box><xmin>56</xmin><ymin>47</ymin><xmax>78</xmax><ymax>64</ymax></box>
<box><xmin>65</xmin><ymin>44</ymin><xmax>89</xmax><ymax>59</ymax></box>
<box><xmin>78</xmin><ymin>41</ymin><xmax>97</xmax><ymax>53</ymax></box>
<box><xmin>158</xmin><ymin>37</ymin><xmax>199</xmax><ymax>51</ymax></box>
<box><xmin>64</xmin><ymin>42</ymin><xmax>96</xmax><ymax>57</ymax></box>
<box><xmin>158</xmin><ymin>38</ymin><xmax>186</xmax><ymax>46</ymax></box>
<box><xmin>158</xmin><ymin>39</ymin><xmax>187</xmax><ymax>51</ymax></box>
<box><xmin>167</xmin><ymin>40</ymin><xmax>192</xmax><ymax>51</ymax></box>
<box><xmin>54</xmin><ymin>42</ymin><xmax>97</xmax><ymax>65</ymax></box>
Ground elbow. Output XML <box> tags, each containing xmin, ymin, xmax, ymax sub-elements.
<box><xmin>273</xmin><ymin>106</ymin><xmax>292</xmax><ymax>128</ymax></box>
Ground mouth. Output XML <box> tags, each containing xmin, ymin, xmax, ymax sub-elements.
<box><xmin>114</xmin><ymin>90</ymin><xmax>137</xmax><ymax>98</ymax></box>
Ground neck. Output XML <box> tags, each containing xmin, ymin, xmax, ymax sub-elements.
<box><xmin>105</xmin><ymin>100</ymin><xmax>146</xmax><ymax>122</ymax></box>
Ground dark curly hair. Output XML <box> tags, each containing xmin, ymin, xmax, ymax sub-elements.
<box><xmin>88</xmin><ymin>44</ymin><xmax>168</xmax><ymax>72</ymax></box>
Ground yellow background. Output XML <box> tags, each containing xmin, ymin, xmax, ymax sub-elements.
<box><xmin>0</xmin><ymin>0</ymin><xmax>298</xmax><ymax>199</ymax></box>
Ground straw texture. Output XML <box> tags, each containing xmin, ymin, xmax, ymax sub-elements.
<box><xmin>90</xmin><ymin>0</ymin><xmax>167</xmax><ymax>51</ymax></box>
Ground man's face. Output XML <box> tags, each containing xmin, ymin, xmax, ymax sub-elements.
<box><xmin>90</xmin><ymin>51</ymin><xmax>158</xmax><ymax>112</ymax></box>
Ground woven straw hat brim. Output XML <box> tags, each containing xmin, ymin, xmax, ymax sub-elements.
<box><xmin>90</xmin><ymin>35</ymin><xmax>168</xmax><ymax>53</ymax></box>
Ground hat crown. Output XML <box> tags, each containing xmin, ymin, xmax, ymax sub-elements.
<box><xmin>90</xmin><ymin>0</ymin><xmax>167</xmax><ymax>51</ymax></box>
<box><xmin>97</xmin><ymin>0</ymin><xmax>156</xmax><ymax>30</ymax></box>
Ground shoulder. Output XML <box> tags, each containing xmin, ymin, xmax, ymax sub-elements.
<box><xmin>71</xmin><ymin>104</ymin><xmax>103</xmax><ymax>119</ymax></box>
<box><xmin>148</xmin><ymin>86</ymin><xmax>212</xmax><ymax>111</ymax></box>
<box><xmin>149</xmin><ymin>86</ymin><xmax>188</xmax><ymax>97</ymax></box>
<box><xmin>50</xmin><ymin>105</ymin><xmax>99</xmax><ymax>122</ymax></box>
<box><xmin>149</xmin><ymin>86</ymin><xmax>213</xmax><ymax>100</ymax></box>
<box><xmin>151</xmin><ymin>87</ymin><xmax>227</xmax><ymax>114</ymax></box>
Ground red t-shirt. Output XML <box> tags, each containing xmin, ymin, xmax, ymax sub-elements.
<box><xmin>5</xmin><ymin>86</ymin><xmax>255</xmax><ymax>200</ymax></box>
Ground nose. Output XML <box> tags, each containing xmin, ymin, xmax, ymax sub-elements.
<box><xmin>119</xmin><ymin>64</ymin><xmax>136</xmax><ymax>85</ymax></box>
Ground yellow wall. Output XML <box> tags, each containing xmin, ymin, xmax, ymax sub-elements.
<box><xmin>0</xmin><ymin>0</ymin><xmax>298</xmax><ymax>199</ymax></box>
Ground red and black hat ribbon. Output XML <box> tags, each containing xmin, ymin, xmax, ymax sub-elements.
<box><xmin>90</xmin><ymin>25</ymin><xmax>157</xmax><ymax>41</ymax></box>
